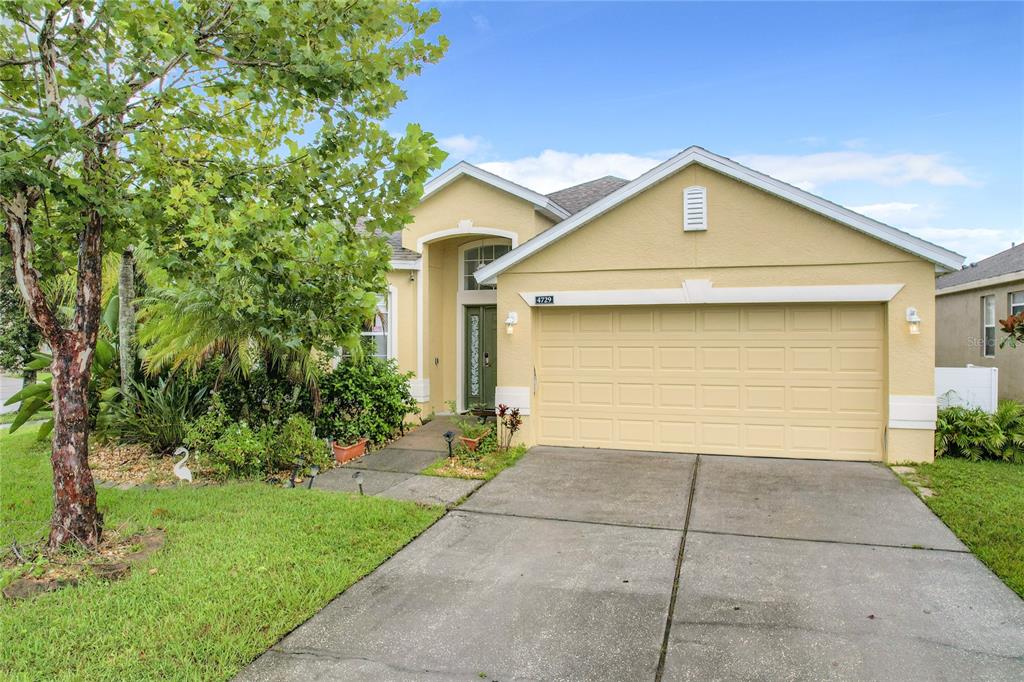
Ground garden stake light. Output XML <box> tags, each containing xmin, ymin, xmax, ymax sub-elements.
<box><xmin>286</xmin><ymin>457</ymin><xmax>305</xmax><ymax>488</ymax></box>
<box><xmin>443</xmin><ymin>430</ymin><xmax>456</xmax><ymax>459</ymax></box>
<box><xmin>305</xmin><ymin>465</ymin><xmax>320</xmax><ymax>489</ymax></box>
<box><xmin>352</xmin><ymin>470</ymin><xmax>365</xmax><ymax>495</ymax></box>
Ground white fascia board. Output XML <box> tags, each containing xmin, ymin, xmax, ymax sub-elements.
<box><xmin>475</xmin><ymin>147</ymin><xmax>964</xmax><ymax>285</ymax></box>
<box><xmin>390</xmin><ymin>259</ymin><xmax>422</xmax><ymax>271</ymax></box>
<box><xmin>936</xmin><ymin>271</ymin><xmax>1024</xmax><ymax>296</ymax></box>
<box><xmin>422</xmin><ymin>161</ymin><xmax>570</xmax><ymax>222</ymax></box>
<box><xmin>518</xmin><ymin>280</ymin><xmax>905</xmax><ymax>307</ymax></box>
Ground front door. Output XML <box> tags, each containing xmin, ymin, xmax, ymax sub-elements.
<box><xmin>464</xmin><ymin>305</ymin><xmax>497</xmax><ymax>409</ymax></box>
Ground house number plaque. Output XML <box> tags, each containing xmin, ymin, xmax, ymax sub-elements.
<box><xmin>534</xmin><ymin>295</ymin><xmax>555</xmax><ymax>305</ymax></box>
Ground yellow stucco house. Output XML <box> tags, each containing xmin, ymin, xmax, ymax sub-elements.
<box><xmin>378</xmin><ymin>147</ymin><xmax>963</xmax><ymax>463</ymax></box>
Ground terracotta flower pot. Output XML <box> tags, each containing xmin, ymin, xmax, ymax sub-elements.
<box><xmin>332</xmin><ymin>438</ymin><xmax>368</xmax><ymax>464</ymax></box>
<box><xmin>458</xmin><ymin>429</ymin><xmax>491</xmax><ymax>452</ymax></box>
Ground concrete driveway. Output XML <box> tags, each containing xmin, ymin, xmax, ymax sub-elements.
<box><xmin>239</xmin><ymin>448</ymin><xmax>1024</xmax><ymax>681</ymax></box>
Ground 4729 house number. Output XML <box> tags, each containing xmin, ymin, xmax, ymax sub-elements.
<box><xmin>534</xmin><ymin>295</ymin><xmax>555</xmax><ymax>305</ymax></box>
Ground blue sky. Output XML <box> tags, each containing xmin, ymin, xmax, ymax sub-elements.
<box><xmin>389</xmin><ymin>1</ymin><xmax>1023</xmax><ymax>263</ymax></box>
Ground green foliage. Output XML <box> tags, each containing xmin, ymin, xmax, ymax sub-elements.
<box><xmin>0</xmin><ymin>259</ymin><xmax>41</xmax><ymax>374</ymax></box>
<box><xmin>177</xmin><ymin>356</ymin><xmax>315</xmax><ymax>429</ymax></box>
<box><xmin>992</xmin><ymin>400</ymin><xmax>1024</xmax><ymax>463</ymax></box>
<box><xmin>97</xmin><ymin>378</ymin><xmax>208</xmax><ymax>454</ymax></box>
<box><xmin>185</xmin><ymin>395</ymin><xmax>327</xmax><ymax>479</ymax></box>
<box><xmin>935</xmin><ymin>401</ymin><xmax>1024</xmax><ymax>463</ymax></box>
<box><xmin>3</xmin><ymin>342</ymin><xmax>119</xmax><ymax>439</ymax></box>
<box><xmin>446</xmin><ymin>400</ymin><xmax>490</xmax><ymax>439</ymax></box>
<box><xmin>317</xmin><ymin>357</ymin><xmax>418</xmax><ymax>445</ymax></box>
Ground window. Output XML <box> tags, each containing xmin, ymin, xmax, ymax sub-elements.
<box><xmin>982</xmin><ymin>295</ymin><xmax>996</xmax><ymax>357</ymax></box>
<box><xmin>1011</xmin><ymin>291</ymin><xmax>1024</xmax><ymax>317</ymax></box>
<box><xmin>362</xmin><ymin>290</ymin><xmax>393</xmax><ymax>359</ymax></box>
<box><xmin>463</xmin><ymin>243</ymin><xmax>511</xmax><ymax>291</ymax></box>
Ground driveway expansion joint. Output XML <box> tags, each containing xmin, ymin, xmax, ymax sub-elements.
<box><xmin>655</xmin><ymin>454</ymin><xmax>699</xmax><ymax>682</ymax></box>
<box><xmin>687</xmin><ymin>527</ymin><xmax>972</xmax><ymax>554</ymax></box>
<box><xmin>453</xmin><ymin>506</ymin><xmax>686</xmax><ymax>532</ymax></box>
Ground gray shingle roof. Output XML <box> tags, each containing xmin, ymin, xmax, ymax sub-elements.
<box><xmin>936</xmin><ymin>242</ymin><xmax>1024</xmax><ymax>289</ymax></box>
<box><xmin>356</xmin><ymin>217</ymin><xmax>421</xmax><ymax>262</ymax></box>
<box><xmin>546</xmin><ymin>176</ymin><xmax>630</xmax><ymax>214</ymax></box>
<box><xmin>386</xmin><ymin>230</ymin><xmax>421</xmax><ymax>261</ymax></box>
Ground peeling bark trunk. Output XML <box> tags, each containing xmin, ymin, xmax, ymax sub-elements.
<box><xmin>47</xmin><ymin>336</ymin><xmax>102</xmax><ymax>550</ymax></box>
<box><xmin>118</xmin><ymin>247</ymin><xmax>136</xmax><ymax>389</ymax></box>
<box><xmin>2</xmin><ymin>183</ymin><xmax>106</xmax><ymax>552</ymax></box>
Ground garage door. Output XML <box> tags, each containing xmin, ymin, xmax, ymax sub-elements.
<box><xmin>535</xmin><ymin>304</ymin><xmax>885</xmax><ymax>460</ymax></box>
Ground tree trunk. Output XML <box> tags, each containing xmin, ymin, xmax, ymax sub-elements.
<box><xmin>118</xmin><ymin>247</ymin><xmax>136</xmax><ymax>389</ymax></box>
<box><xmin>47</xmin><ymin>337</ymin><xmax>102</xmax><ymax>550</ymax></box>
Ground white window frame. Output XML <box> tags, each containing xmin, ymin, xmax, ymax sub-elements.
<box><xmin>362</xmin><ymin>285</ymin><xmax>397</xmax><ymax>360</ymax></box>
<box><xmin>982</xmin><ymin>294</ymin><xmax>996</xmax><ymax>358</ymax></box>
<box><xmin>460</xmin><ymin>238</ymin><xmax>512</xmax><ymax>292</ymax></box>
<box><xmin>1010</xmin><ymin>290</ymin><xmax>1024</xmax><ymax>317</ymax></box>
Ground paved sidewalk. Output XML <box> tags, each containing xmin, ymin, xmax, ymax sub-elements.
<box><xmin>240</xmin><ymin>448</ymin><xmax>1024</xmax><ymax>681</ymax></box>
<box><xmin>315</xmin><ymin>418</ymin><xmax>481</xmax><ymax>507</ymax></box>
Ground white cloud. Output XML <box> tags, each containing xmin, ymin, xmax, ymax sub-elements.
<box><xmin>735</xmin><ymin>151</ymin><xmax>977</xmax><ymax>191</ymax></box>
<box><xmin>479</xmin><ymin>150</ymin><xmax>663</xmax><ymax>193</ymax></box>
<box><xmin>908</xmin><ymin>227</ymin><xmax>1016</xmax><ymax>264</ymax></box>
<box><xmin>850</xmin><ymin>202</ymin><xmax>921</xmax><ymax>223</ymax></box>
<box><xmin>438</xmin><ymin>134</ymin><xmax>488</xmax><ymax>158</ymax></box>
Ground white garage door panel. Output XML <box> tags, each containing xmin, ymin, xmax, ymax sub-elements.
<box><xmin>535</xmin><ymin>305</ymin><xmax>885</xmax><ymax>460</ymax></box>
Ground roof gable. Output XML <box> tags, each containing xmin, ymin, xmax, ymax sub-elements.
<box><xmin>474</xmin><ymin>146</ymin><xmax>964</xmax><ymax>284</ymax></box>
<box><xmin>422</xmin><ymin>161</ymin><xmax>570</xmax><ymax>221</ymax></box>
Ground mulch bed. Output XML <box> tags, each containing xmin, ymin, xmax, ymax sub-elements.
<box><xmin>2</xmin><ymin>528</ymin><xmax>166</xmax><ymax>600</ymax></box>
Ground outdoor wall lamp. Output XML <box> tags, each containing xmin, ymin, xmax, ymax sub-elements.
<box><xmin>906</xmin><ymin>307</ymin><xmax>921</xmax><ymax>335</ymax></box>
<box><xmin>505</xmin><ymin>311</ymin><xmax>518</xmax><ymax>335</ymax></box>
<box><xmin>409</xmin><ymin>270</ymin><xmax>416</xmax><ymax>282</ymax></box>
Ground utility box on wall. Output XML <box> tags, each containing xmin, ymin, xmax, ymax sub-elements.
<box><xmin>936</xmin><ymin>366</ymin><xmax>999</xmax><ymax>413</ymax></box>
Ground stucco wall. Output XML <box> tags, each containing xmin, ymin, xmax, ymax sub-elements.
<box><xmin>936</xmin><ymin>279</ymin><xmax>1024</xmax><ymax>400</ymax></box>
<box><xmin>496</xmin><ymin>164</ymin><xmax>940</xmax><ymax>462</ymax></box>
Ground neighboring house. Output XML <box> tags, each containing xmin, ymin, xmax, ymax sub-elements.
<box><xmin>935</xmin><ymin>243</ymin><xmax>1024</xmax><ymax>401</ymax></box>
<box><xmin>377</xmin><ymin>146</ymin><xmax>963</xmax><ymax>463</ymax></box>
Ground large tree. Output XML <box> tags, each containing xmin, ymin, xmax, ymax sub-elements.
<box><xmin>0</xmin><ymin>0</ymin><xmax>446</xmax><ymax>551</ymax></box>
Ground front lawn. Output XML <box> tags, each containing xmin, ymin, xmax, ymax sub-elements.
<box><xmin>913</xmin><ymin>458</ymin><xmax>1024</xmax><ymax>598</ymax></box>
<box><xmin>0</xmin><ymin>429</ymin><xmax>443</xmax><ymax>680</ymax></box>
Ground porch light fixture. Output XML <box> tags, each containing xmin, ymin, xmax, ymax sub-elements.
<box><xmin>505</xmin><ymin>311</ymin><xmax>518</xmax><ymax>335</ymax></box>
<box><xmin>906</xmin><ymin>307</ymin><xmax>921</xmax><ymax>335</ymax></box>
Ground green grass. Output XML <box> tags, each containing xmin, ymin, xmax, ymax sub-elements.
<box><xmin>0</xmin><ymin>429</ymin><xmax>443</xmax><ymax>680</ymax></box>
<box><xmin>422</xmin><ymin>443</ymin><xmax>528</xmax><ymax>481</ymax></box>
<box><xmin>914</xmin><ymin>457</ymin><xmax>1024</xmax><ymax>598</ymax></box>
<box><xmin>0</xmin><ymin>410</ymin><xmax>50</xmax><ymax>426</ymax></box>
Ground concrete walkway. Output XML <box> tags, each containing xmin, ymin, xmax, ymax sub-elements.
<box><xmin>315</xmin><ymin>417</ymin><xmax>481</xmax><ymax>507</ymax></box>
<box><xmin>240</xmin><ymin>448</ymin><xmax>1024</xmax><ymax>681</ymax></box>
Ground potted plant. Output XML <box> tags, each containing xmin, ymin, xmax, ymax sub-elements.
<box><xmin>448</xmin><ymin>401</ymin><xmax>492</xmax><ymax>452</ymax></box>
<box><xmin>330</xmin><ymin>421</ymin><xmax>368</xmax><ymax>464</ymax></box>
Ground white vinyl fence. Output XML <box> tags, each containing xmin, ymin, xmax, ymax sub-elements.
<box><xmin>935</xmin><ymin>366</ymin><xmax>999</xmax><ymax>413</ymax></box>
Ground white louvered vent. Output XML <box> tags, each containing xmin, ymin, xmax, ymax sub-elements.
<box><xmin>683</xmin><ymin>185</ymin><xmax>707</xmax><ymax>231</ymax></box>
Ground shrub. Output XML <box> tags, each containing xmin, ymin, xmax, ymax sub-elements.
<box><xmin>175</xmin><ymin>356</ymin><xmax>315</xmax><ymax>429</ymax></box>
<box><xmin>98</xmin><ymin>377</ymin><xmax>207</xmax><ymax>453</ymax></box>
<box><xmin>317</xmin><ymin>357</ymin><xmax>418</xmax><ymax>445</ymax></box>
<box><xmin>934</xmin><ymin>402</ymin><xmax>1024</xmax><ymax>462</ymax></box>
<box><xmin>185</xmin><ymin>395</ymin><xmax>328</xmax><ymax>479</ymax></box>
<box><xmin>265</xmin><ymin>414</ymin><xmax>331</xmax><ymax>472</ymax></box>
<box><xmin>993</xmin><ymin>400</ymin><xmax>1024</xmax><ymax>464</ymax></box>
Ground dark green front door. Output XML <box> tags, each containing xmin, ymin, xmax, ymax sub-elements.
<box><xmin>464</xmin><ymin>305</ymin><xmax>497</xmax><ymax>409</ymax></box>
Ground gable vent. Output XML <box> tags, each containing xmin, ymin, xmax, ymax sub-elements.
<box><xmin>683</xmin><ymin>185</ymin><xmax>707</xmax><ymax>231</ymax></box>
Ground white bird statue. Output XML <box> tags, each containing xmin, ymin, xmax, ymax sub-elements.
<box><xmin>172</xmin><ymin>446</ymin><xmax>193</xmax><ymax>483</ymax></box>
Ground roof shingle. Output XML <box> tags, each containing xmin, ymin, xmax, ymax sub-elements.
<box><xmin>546</xmin><ymin>176</ymin><xmax>630</xmax><ymax>214</ymax></box>
<box><xmin>936</xmin><ymin>243</ymin><xmax>1024</xmax><ymax>290</ymax></box>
